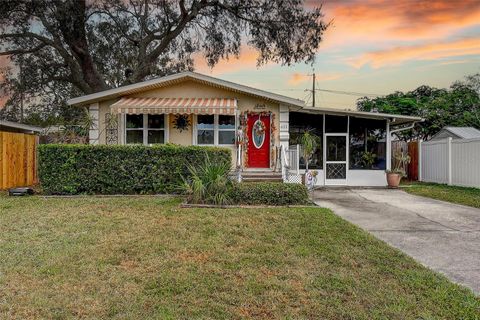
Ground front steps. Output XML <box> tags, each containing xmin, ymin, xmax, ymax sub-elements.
<box><xmin>241</xmin><ymin>170</ymin><xmax>283</xmax><ymax>183</ymax></box>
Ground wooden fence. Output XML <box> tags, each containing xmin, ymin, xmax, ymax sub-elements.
<box><xmin>391</xmin><ymin>140</ymin><xmax>419</xmax><ymax>181</ymax></box>
<box><xmin>0</xmin><ymin>131</ymin><xmax>38</xmax><ymax>189</ymax></box>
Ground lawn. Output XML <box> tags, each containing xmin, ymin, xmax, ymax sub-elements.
<box><xmin>402</xmin><ymin>181</ymin><xmax>480</xmax><ymax>209</ymax></box>
<box><xmin>0</xmin><ymin>195</ymin><xmax>478</xmax><ymax>319</ymax></box>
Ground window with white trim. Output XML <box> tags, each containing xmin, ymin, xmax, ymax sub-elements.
<box><xmin>126</xmin><ymin>114</ymin><xmax>166</xmax><ymax>145</ymax></box>
<box><xmin>196</xmin><ymin>115</ymin><xmax>215</xmax><ymax>145</ymax></box>
<box><xmin>195</xmin><ymin>114</ymin><xmax>236</xmax><ymax>146</ymax></box>
<box><xmin>218</xmin><ymin>115</ymin><xmax>236</xmax><ymax>145</ymax></box>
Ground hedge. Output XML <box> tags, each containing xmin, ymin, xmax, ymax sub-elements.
<box><xmin>230</xmin><ymin>182</ymin><xmax>309</xmax><ymax>206</ymax></box>
<box><xmin>38</xmin><ymin>144</ymin><xmax>232</xmax><ymax>195</ymax></box>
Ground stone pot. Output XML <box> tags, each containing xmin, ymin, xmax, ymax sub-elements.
<box><xmin>386</xmin><ymin>172</ymin><xmax>402</xmax><ymax>188</ymax></box>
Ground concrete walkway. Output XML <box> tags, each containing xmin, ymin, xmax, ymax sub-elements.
<box><xmin>313</xmin><ymin>188</ymin><xmax>480</xmax><ymax>294</ymax></box>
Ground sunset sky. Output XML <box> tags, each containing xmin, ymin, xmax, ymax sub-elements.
<box><xmin>196</xmin><ymin>0</ymin><xmax>480</xmax><ymax>110</ymax></box>
<box><xmin>1</xmin><ymin>0</ymin><xmax>479</xmax><ymax>110</ymax></box>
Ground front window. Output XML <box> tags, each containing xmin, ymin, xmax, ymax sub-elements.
<box><xmin>218</xmin><ymin>115</ymin><xmax>235</xmax><ymax>145</ymax></box>
<box><xmin>126</xmin><ymin>114</ymin><xmax>166</xmax><ymax>145</ymax></box>
<box><xmin>197</xmin><ymin>115</ymin><xmax>214</xmax><ymax>145</ymax></box>
<box><xmin>126</xmin><ymin>114</ymin><xmax>144</xmax><ymax>144</ymax></box>
<box><xmin>195</xmin><ymin>115</ymin><xmax>236</xmax><ymax>145</ymax></box>
<box><xmin>349</xmin><ymin>117</ymin><xmax>386</xmax><ymax>170</ymax></box>
<box><xmin>289</xmin><ymin>112</ymin><xmax>323</xmax><ymax>169</ymax></box>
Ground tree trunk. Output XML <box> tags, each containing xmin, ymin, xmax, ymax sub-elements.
<box><xmin>57</xmin><ymin>0</ymin><xmax>108</xmax><ymax>93</ymax></box>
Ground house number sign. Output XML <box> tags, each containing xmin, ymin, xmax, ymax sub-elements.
<box><xmin>254</xmin><ymin>103</ymin><xmax>267</xmax><ymax>110</ymax></box>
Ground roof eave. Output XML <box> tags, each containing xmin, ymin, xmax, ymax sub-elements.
<box><xmin>0</xmin><ymin>120</ymin><xmax>42</xmax><ymax>133</ymax></box>
<box><xmin>67</xmin><ymin>71</ymin><xmax>305</xmax><ymax>108</ymax></box>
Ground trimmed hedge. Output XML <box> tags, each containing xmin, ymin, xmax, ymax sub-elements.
<box><xmin>38</xmin><ymin>144</ymin><xmax>231</xmax><ymax>195</ymax></box>
<box><xmin>230</xmin><ymin>182</ymin><xmax>309</xmax><ymax>206</ymax></box>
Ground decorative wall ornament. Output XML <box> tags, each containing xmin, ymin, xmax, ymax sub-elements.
<box><xmin>105</xmin><ymin>112</ymin><xmax>118</xmax><ymax>145</ymax></box>
<box><xmin>173</xmin><ymin>114</ymin><xmax>191</xmax><ymax>132</ymax></box>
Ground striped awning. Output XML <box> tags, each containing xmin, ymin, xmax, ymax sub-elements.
<box><xmin>111</xmin><ymin>97</ymin><xmax>237</xmax><ymax>115</ymax></box>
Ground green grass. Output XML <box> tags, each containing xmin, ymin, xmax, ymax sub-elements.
<box><xmin>402</xmin><ymin>181</ymin><xmax>480</xmax><ymax>209</ymax></box>
<box><xmin>0</xmin><ymin>194</ymin><xmax>478</xmax><ymax>319</ymax></box>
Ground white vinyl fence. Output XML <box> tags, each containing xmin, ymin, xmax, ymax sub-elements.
<box><xmin>420</xmin><ymin>137</ymin><xmax>480</xmax><ymax>188</ymax></box>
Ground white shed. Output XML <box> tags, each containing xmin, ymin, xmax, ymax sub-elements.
<box><xmin>430</xmin><ymin>126</ymin><xmax>480</xmax><ymax>141</ymax></box>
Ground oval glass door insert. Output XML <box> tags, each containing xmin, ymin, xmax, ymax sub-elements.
<box><xmin>252</xmin><ymin>119</ymin><xmax>265</xmax><ymax>149</ymax></box>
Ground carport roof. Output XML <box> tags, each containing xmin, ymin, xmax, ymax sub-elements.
<box><xmin>295</xmin><ymin>106</ymin><xmax>422</xmax><ymax>125</ymax></box>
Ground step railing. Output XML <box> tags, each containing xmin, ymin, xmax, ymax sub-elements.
<box><xmin>236</xmin><ymin>143</ymin><xmax>242</xmax><ymax>182</ymax></box>
<box><xmin>280</xmin><ymin>145</ymin><xmax>290</xmax><ymax>182</ymax></box>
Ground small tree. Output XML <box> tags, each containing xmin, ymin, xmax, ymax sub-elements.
<box><xmin>300</xmin><ymin>131</ymin><xmax>319</xmax><ymax>172</ymax></box>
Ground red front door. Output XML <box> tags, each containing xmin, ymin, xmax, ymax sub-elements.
<box><xmin>247</xmin><ymin>114</ymin><xmax>270</xmax><ymax>168</ymax></box>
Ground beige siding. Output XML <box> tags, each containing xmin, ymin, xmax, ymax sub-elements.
<box><xmin>168</xmin><ymin>114</ymin><xmax>193</xmax><ymax>145</ymax></box>
<box><xmin>96</xmin><ymin>79</ymin><xmax>281</xmax><ymax>147</ymax></box>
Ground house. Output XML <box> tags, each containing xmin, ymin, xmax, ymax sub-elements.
<box><xmin>67</xmin><ymin>71</ymin><xmax>421</xmax><ymax>187</ymax></box>
<box><xmin>430</xmin><ymin>126</ymin><xmax>480</xmax><ymax>141</ymax></box>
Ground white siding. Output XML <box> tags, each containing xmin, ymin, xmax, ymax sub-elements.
<box><xmin>451</xmin><ymin>139</ymin><xmax>480</xmax><ymax>188</ymax></box>
<box><xmin>420</xmin><ymin>138</ymin><xmax>480</xmax><ymax>188</ymax></box>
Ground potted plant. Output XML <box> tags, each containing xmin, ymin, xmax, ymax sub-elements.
<box><xmin>361</xmin><ymin>151</ymin><xmax>376</xmax><ymax>169</ymax></box>
<box><xmin>386</xmin><ymin>152</ymin><xmax>411</xmax><ymax>188</ymax></box>
<box><xmin>300</xmin><ymin>131</ymin><xmax>320</xmax><ymax>185</ymax></box>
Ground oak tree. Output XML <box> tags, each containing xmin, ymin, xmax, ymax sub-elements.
<box><xmin>0</xmin><ymin>0</ymin><xmax>328</xmax><ymax>123</ymax></box>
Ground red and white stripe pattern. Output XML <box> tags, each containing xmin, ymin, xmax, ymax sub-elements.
<box><xmin>111</xmin><ymin>97</ymin><xmax>237</xmax><ymax>115</ymax></box>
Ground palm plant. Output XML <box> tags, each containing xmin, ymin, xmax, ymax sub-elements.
<box><xmin>300</xmin><ymin>131</ymin><xmax>319</xmax><ymax>171</ymax></box>
<box><xmin>182</xmin><ymin>154</ymin><xmax>232</xmax><ymax>205</ymax></box>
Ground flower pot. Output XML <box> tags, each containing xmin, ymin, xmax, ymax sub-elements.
<box><xmin>386</xmin><ymin>172</ymin><xmax>402</xmax><ymax>188</ymax></box>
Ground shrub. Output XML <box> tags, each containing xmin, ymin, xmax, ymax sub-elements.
<box><xmin>182</xmin><ymin>154</ymin><xmax>232</xmax><ymax>205</ymax></box>
<box><xmin>38</xmin><ymin>144</ymin><xmax>231</xmax><ymax>195</ymax></box>
<box><xmin>230</xmin><ymin>182</ymin><xmax>309</xmax><ymax>206</ymax></box>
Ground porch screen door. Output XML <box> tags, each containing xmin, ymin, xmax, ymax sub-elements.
<box><xmin>325</xmin><ymin>134</ymin><xmax>348</xmax><ymax>185</ymax></box>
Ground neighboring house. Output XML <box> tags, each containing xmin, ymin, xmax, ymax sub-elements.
<box><xmin>67</xmin><ymin>71</ymin><xmax>421</xmax><ymax>187</ymax></box>
<box><xmin>430</xmin><ymin>126</ymin><xmax>480</xmax><ymax>141</ymax></box>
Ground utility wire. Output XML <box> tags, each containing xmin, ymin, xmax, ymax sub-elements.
<box><xmin>315</xmin><ymin>88</ymin><xmax>383</xmax><ymax>97</ymax></box>
<box><xmin>263</xmin><ymin>87</ymin><xmax>384</xmax><ymax>97</ymax></box>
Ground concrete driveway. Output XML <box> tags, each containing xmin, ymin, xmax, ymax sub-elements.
<box><xmin>313</xmin><ymin>188</ymin><xmax>480</xmax><ymax>294</ymax></box>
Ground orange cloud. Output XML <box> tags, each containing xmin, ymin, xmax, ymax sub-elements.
<box><xmin>349</xmin><ymin>37</ymin><xmax>480</xmax><ymax>68</ymax></box>
<box><xmin>0</xmin><ymin>56</ymin><xmax>10</xmax><ymax>81</ymax></box>
<box><xmin>288</xmin><ymin>73</ymin><xmax>309</xmax><ymax>85</ymax></box>
<box><xmin>0</xmin><ymin>56</ymin><xmax>10</xmax><ymax>109</ymax></box>
<box><xmin>288</xmin><ymin>72</ymin><xmax>343</xmax><ymax>85</ymax></box>
<box><xmin>312</xmin><ymin>0</ymin><xmax>480</xmax><ymax>48</ymax></box>
<box><xmin>193</xmin><ymin>47</ymin><xmax>260</xmax><ymax>75</ymax></box>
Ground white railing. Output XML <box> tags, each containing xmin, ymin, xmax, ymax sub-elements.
<box><xmin>288</xmin><ymin>144</ymin><xmax>300</xmax><ymax>175</ymax></box>
<box><xmin>236</xmin><ymin>143</ymin><xmax>242</xmax><ymax>182</ymax></box>
<box><xmin>280</xmin><ymin>145</ymin><xmax>289</xmax><ymax>181</ymax></box>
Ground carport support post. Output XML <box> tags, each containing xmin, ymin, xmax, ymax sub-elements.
<box><xmin>418</xmin><ymin>140</ymin><xmax>422</xmax><ymax>181</ymax></box>
<box><xmin>447</xmin><ymin>137</ymin><xmax>452</xmax><ymax>185</ymax></box>
<box><xmin>386</xmin><ymin>120</ymin><xmax>391</xmax><ymax>170</ymax></box>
